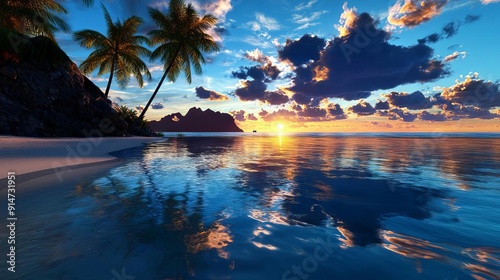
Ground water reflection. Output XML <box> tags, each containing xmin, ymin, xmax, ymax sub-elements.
<box><xmin>5</xmin><ymin>135</ymin><xmax>500</xmax><ymax>279</ymax></box>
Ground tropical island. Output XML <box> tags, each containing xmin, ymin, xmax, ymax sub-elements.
<box><xmin>0</xmin><ymin>0</ymin><xmax>222</xmax><ymax>137</ymax></box>
<box><xmin>149</xmin><ymin>107</ymin><xmax>244</xmax><ymax>132</ymax></box>
<box><xmin>1</xmin><ymin>1</ymin><xmax>500</xmax><ymax>279</ymax></box>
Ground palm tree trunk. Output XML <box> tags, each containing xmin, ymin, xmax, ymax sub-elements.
<box><xmin>138</xmin><ymin>47</ymin><xmax>181</xmax><ymax>120</ymax></box>
<box><xmin>104</xmin><ymin>54</ymin><xmax>117</xmax><ymax>98</ymax></box>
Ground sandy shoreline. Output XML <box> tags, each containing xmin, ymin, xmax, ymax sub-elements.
<box><xmin>0</xmin><ymin>136</ymin><xmax>164</xmax><ymax>180</ymax></box>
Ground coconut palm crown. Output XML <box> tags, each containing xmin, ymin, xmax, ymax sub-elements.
<box><xmin>137</xmin><ymin>0</ymin><xmax>220</xmax><ymax>120</ymax></box>
<box><xmin>73</xmin><ymin>4</ymin><xmax>152</xmax><ymax>98</ymax></box>
<box><xmin>0</xmin><ymin>0</ymin><xmax>70</xmax><ymax>40</ymax></box>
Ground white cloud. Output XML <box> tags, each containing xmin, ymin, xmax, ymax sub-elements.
<box><xmin>294</xmin><ymin>0</ymin><xmax>317</xmax><ymax>11</ymax></box>
<box><xmin>252</xmin><ymin>13</ymin><xmax>281</xmax><ymax>31</ymax></box>
<box><xmin>293</xmin><ymin>10</ymin><xmax>328</xmax><ymax>31</ymax></box>
<box><xmin>444</xmin><ymin>51</ymin><xmax>466</xmax><ymax>63</ymax></box>
<box><xmin>148</xmin><ymin>65</ymin><xmax>164</xmax><ymax>72</ymax></box>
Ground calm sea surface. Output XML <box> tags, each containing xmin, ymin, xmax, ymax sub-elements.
<box><xmin>1</xmin><ymin>134</ymin><xmax>500</xmax><ymax>279</ymax></box>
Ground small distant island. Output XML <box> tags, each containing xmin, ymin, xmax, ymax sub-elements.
<box><xmin>149</xmin><ymin>107</ymin><xmax>244</xmax><ymax>133</ymax></box>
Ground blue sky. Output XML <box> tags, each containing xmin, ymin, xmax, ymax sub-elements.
<box><xmin>56</xmin><ymin>0</ymin><xmax>500</xmax><ymax>132</ymax></box>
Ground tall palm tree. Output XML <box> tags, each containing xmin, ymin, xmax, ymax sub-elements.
<box><xmin>137</xmin><ymin>0</ymin><xmax>220</xmax><ymax>120</ymax></box>
<box><xmin>74</xmin><ymin>4</ymin><xmax>152</xmax><ymax>98</ymax></box>
<box><xmin>0</xmin><ymin>0</ymin><xmax>70</xmax><ymax>40</ymax></box>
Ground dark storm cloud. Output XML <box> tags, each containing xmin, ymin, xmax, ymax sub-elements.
<box><xmin>440</xmin><ymin>78</ymin><xmax>500</xmax><ymax>109</ymax></box>
<box><xmin>378</xmin><ymin>109</ymin><xmax>417</xmax><ymax>122</ymax></box>
<box><xmin>265</xmin><ymin>90</ymin><xmax>290</xmax><ymax>105</ymax></box>
<box><xmin>231</xmin><ymin>64</ymin><xmax>281</xmax><ymax>82</ymax></box>
<box><xmin>464</xmin><ymin>14</ymin><xmax>481</xmax><ymax>23</ymax></box>
<box><xmin>234</xmin><ymin>80</ymin><xmax>266</xmax><ymax>101</ymax></box>
<box><xmin>327</xmin><ymin>103</ymin><xmax>348</xmax><ymax>120</ymax></box>
<box><xmin>442</xmin><ymin>106</ymin><xmax>500</xmax><ymax>120</ymax></box>
<box><xmin>384</xmin><ymin>91</ymin><xmax>433</xmax><ymax>110</ymax></box>
<box><xmin>231</xmin><ymin>66</ymin><xmax>264</xmax><ymax>81</ymax></box>
<box><xmin>195</xmin><ymin>86</ymin><xmax>229</xmax><ymax>101</ymax></box>
<box><xmin>297</xmin><ymin>106</ymin><xmax>328</xmax><ymax>118</ymax></box>
<box><xmin>418</xmin><ymin>14</ymin><xmax>481</xmax><ymax>44</ymax></box>
<box><xmin>278</xmin><ymin>34</ymin><xmax>326</xmax><ymax>66</ymax></box>
<box><xmin>375</xmin><ymin>100</ymin><xmax>390</xmax><ymax>110</ymax></box>
<box><xmin>418</xmin><ymin>33</ymin><xmax>440</xmax><ymax>44</ymax></box>
<box><xmin>442</xmin><ymin>21</ymin><xmax>459</xmax><ymax>38</ymax></box>
<box><xmin>348</xmin><ymin>101</ymin><xmax>376</xmax><ymax>116</ymax></box>
<box><xmin>260</xmin><ymin>109</ymin><xmax>297</xmax><ymax>122</ymax></box>
<box><xmin>234</xmin><ymin>80</ymin><xmax>289</xmax><ymax>105</ymax></box>
<box><xmin>282</xmin><ymin>12</ymin><xmax>447</xmax><ymax>102</ymax></box>
<box><xmin>418</xmin><ymin>111</ymin><xmax>447</xmax><ymax>122</ymax></box>
<box><xmin>151</xmin><ymin>102</ymin><xmax>164</xmax><ymax>110</ymax></box>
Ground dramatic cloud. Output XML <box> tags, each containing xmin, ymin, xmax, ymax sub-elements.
<box><xmin>281</xmin><ymin>12</ymin><xmax>447</xmax><ymax>102</ymax></box>
<box><xmin>327</xmin><ymin>103</ymin><xmax>348</xmax><ymax>119</ymax></box>
<box><xmin>388</xmin><ymin>0</ymin><xmax>448</xmax><ymax>28</ymax></box>
<box><xmin>231</xmin><ymin>64</ymin><xmax>281</xmax><ymax>81</ymax></box>
<box><xmin>378</xmin><ymin>109</ymin><xmax>417</xmax><ymax>122</ymax></box>
<box><xmin>151</xmin><ymin>102</ymin><xmax>165</xmax><ymax>110</ymax></box>
<box><xmin>278</xmin><ymin>34</ymin><xmax>326</xmax><ymax>66</ymax></box>
<box><xmin>443</xmin><ymin>51</ymin><xmax>466</xmax><ymax>63</ymax></box>
<box><xmin>259</xmin><ymin>109</ymin><xmax>297</xmax><ymax>122</ymax></box>
<box><xmin>297</xmin><ymin>106</ymin><xmax>328</xmax><ymax>118</ymax></box>
<box><xmin>383</xmin><ymin>91</ymin><xmax>433</xmax><ymax>110</ymax></box>
<box><xmin>348</xmin><ymin>101</ymin><xmax>376</xmax><ymax>116</ymax></box>
<box><xmin>195</xmin><ymin>86</ymin><xmax>229</xmax><ymax>101</ymax></box>
<box><xmin>439</xmin><ymin>76</ymin><xmax>500</xmax><ymax>108</ymax></box>
<box><xmin>233</xmin><ymin>80</ymin><xmax>289</xmax><ymax>105</ymax></box>
<box><xmin>375</xmin><ymin>100</ymin><xmax>390</xmax><ymax>110</ymax></box>
<box><xmin>441</xmin><ymin>105</ymin><xmax>500</xmax><ymax>120</ymax></box>
<box><xmin>336</xmin><ymin>3</ymin><xmax>358</xmax><ymax>37</ymax></box>
<box><xmin>418</xmin><ymin>111</ymin><xmax>447</xmax><ymax>122</ymax></box>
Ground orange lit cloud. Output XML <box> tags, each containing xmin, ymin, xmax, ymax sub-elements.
<box><xmin>336</xmin><ymin>2</ymin><xmax>358</xmax><ymax>37</ymax></box>
<box><xmin>388</xmin><ymin>0</ymin><xmax>448</xmax><ymax>28</ymax></box>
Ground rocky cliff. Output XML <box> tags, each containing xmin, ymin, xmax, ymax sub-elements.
<box><xmin>0</xmin><ymin>32</ymin><xmax>152</xmax><ymax>137</ymax></box>
<box><xmin>149</xmin><ymin>107</ymin><xmax>244</xmax><ymax>132</ymax></box>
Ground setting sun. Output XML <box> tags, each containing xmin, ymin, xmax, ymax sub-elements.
<box><xmin>277</xmin><ymin>123</ymin><xmax>284</xmax><ymax>132</ymax></box>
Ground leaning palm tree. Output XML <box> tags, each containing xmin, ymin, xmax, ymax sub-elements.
<box><xmin>137</xmin><ymin>0</ymin><xmax>220</xmax><ymax>120</ymax></box>
<box><xmin>0</xmin><ymin>0</ymin><xmax>70</xmax><ymax>40</ymax></box>
<box><xmin>73</xmin><ymin>4</ymin><xmax>152</xmax><ymax>98</ymax></box>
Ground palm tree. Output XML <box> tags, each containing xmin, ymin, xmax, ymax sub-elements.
<box><xmin>0</xmin><ymin>0</ymin><xmax>70</xmax><ymax>40</ymax></box>
<box><xmin>137</xmin><ymin>0</ymin><xmax>220</xmax><ymax>120</ymax></box>
<box><xmin>73</xmin><ymin>4</ymin><xmax>152</xmax><ymax>98</ymax></box>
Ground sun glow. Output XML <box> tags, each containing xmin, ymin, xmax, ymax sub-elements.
<box><xmin>277</xmin><ymin>123</ymin><xmax>284</xmax><ymax>132</ymax></box>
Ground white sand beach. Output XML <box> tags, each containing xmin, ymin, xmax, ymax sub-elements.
<box><xmin>0</xmin><ymin>136</ymin><xmax>163</xmax><ymax>180</ymax></box>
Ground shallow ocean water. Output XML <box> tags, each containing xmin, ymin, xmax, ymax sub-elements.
<box><xmin>1</xmin><ymin>134</ymin><xmax>500</xmax><ymax>279</ymax></box>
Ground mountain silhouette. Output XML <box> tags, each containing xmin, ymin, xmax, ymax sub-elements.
<box><xmin>149</xmin><ymin>107</ymin><xmax>244</xmax><ymax>132</ymax></box>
